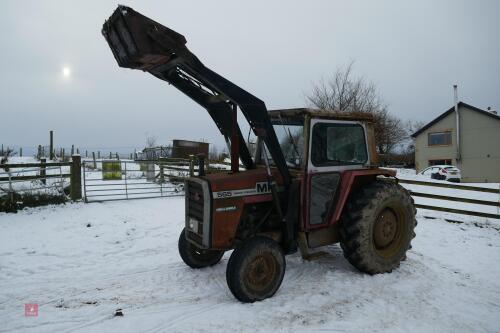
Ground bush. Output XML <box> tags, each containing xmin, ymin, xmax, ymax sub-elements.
<box><xmin>0</xmin><ymin>192</ymin><xmax>67</xmax><ymax>213</ymax></box>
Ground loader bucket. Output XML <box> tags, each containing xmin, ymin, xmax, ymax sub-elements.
<box><xmin>102</xmin><ymin>5</ymin><xmax>188</xmax><ymax>71</ymax></box>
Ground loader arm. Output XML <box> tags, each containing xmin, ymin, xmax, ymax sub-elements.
<box><xmin>102</xmin><ymin>5</ymin><xmax>291</xmax><ymax>185</ymax></box>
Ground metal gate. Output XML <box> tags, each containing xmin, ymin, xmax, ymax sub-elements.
<box><xmin>82</xmin><ymin>160</ymin><xmax>186</xmax><ymax>202</ymax></box>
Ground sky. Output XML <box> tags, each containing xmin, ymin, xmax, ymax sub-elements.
<box><xmin>1</xmin><ymin>0</ymin><xmax>499</xmax><ymax>153</ymax></box>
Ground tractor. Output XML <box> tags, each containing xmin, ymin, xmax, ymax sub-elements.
<box><xmin>102</xmin><ymin>6</ymin><xmax>416</xmax><ymax>303</ymax></box>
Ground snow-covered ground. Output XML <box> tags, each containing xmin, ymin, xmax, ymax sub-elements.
<box><xmin>1</xmin><ymin>198</ymin><xmax>499</xmax><ymax>332</ymax></box>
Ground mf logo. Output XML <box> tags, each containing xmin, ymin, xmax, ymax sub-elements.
<box><xmin>255</xmin><ymin>181</ymin><xmax>271</xmax><ymax>193</ymax></box>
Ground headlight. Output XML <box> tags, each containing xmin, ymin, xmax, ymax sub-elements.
<box><xmin>188</xmin><ymin>217</ymin><xmax>199</xmax><ymax>233</ymax></box>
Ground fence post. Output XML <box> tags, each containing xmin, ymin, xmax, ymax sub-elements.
<box><xmin>70</xmin><ymin>155</ymin><xmax>82</xmax><ymax>201</ymax></box>
<box><xmin>116</xmin><ymin>152</ymin><xmax>119</xmax><ymax>160</ymax></box>
<box><xmin>159</xmin><ymin>157</ymin><xmax>166</xmax><ymax>183</ymax></box>
<box><xmin>92</xmin><ymin>152</ymin><xmax>97</xmax><ymax>169</ymax></box>
<box><xmin>37</xmin><ymin>145</ymin><xmax>42</xmax><ymax>159</ymax></box>
<box><xmin>189</xmin><ymin>155</ymin><xmax>195</xmax><ymax>177</ymax></box>
<box><xmin>71</xmin><ymin>145</ymin><xmax>74</xmax><ymax>156</ymax></box>
<box><xmin>40</xmin><ymin>158</ymin><xmax>46</xmax><ymax>185</ymax></box>
<box><xmin>49</xmin><ymin>130</ymin><xmax>54</xmax><ymax>160</ymax></box>
<box><xmin>98</xmin><ymin>151</ymin><xmax>101</xmax><ymax>159</ymax></box>
<box><xmin>197</xmin><ymin>154</ymin><xmax>206</xmax><ymax>177</ymax></box>
<box><xmin>19</xmin><ymin>147</ymin><xmax>22</xmax><ymax>157</ymax></box>
<box><xmin>109</xmin><ymin>152</ymin><xmax>112</xmax><ymax>159</ymax></box>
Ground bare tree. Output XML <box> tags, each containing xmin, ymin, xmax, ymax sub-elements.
<box><xmin>209</xmin><ymin>145</ymin><xmax>219</xmax><ymax>161</ymax></box>
<box><xmin>1</xmin><ymin>147</ymin><xmax>16</xmax><ymax>166</ymax></box>
<box><xmin>146</xmin><ymin>135</ymin><xmax>157</xmax><ymax>148</ymax></box>
<box><xmin>402</xmin><ymin>119</ymin><xmax>427</xmax><ymax>159</ymax></box>
<box><xmin>372</xmin><ymin>109</ymin><xmax>407</xmax><ymax>154</ymax></box>
<box><xmin>307</xmin><ymin>61</ymin><xmax>405</xmax><ymax>154</ymax></box>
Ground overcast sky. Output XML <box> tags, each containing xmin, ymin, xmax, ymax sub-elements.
<box><xmin>1</xmin><ymin>0</ymin><xmax>499</xmax><ymax>152</ymax></box>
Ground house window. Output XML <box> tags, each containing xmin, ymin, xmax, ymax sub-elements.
<box><xmin>428</xmin><ymin>159</ymin><xmax>452</xmax><ymax>166</ymax></box>
<box><xmin>428</xmin><ymin>131</ymin><xmax>452</xmax><ymax>146</ymax></box>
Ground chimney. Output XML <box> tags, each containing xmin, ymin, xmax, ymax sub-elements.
<box><xmin>487</xmin><ymin>106</ymin><xmax>498</xmax><ymax>115</ymax></box>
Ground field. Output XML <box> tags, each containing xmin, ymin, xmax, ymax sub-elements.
<box><xmin>1</xmin><ymin>195</ymin><xmax>499</xmax><ymax>332</ymax></box>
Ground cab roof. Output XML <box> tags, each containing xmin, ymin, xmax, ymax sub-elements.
<box><xmin>268</xmin><ymin>108</ymin><xmax>374</xmax><ymax>123</ymax></box>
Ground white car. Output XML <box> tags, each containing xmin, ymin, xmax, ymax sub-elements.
<box><xmin>419</xmin><ymin>165</ymin><xmax>461</xmax><ymax>182</ymax></box>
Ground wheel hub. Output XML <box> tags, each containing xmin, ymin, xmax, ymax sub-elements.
<box><xmin>246</xmin><ymin>254</ymin><xmax>276</xmax><ymax>292</ymax></box>
<box><xmin>373</xmin><ymin>208</ymin><xmax>398</xmax><ymax>249</ymax></box>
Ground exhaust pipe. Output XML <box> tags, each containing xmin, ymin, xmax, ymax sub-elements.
<box><xmin>454</xmin><ymin>85</ymin><xmax>461</xmax><ymax>165</ymax></box>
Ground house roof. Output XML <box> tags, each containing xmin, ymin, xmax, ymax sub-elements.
<box><xmin>411</xmin><ymin>101</ymin><xmax>500</xmax><ymax>138</ymax></box>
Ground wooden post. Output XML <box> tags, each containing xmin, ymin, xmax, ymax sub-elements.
<box><xmin>37</xmin><ymin>145</ymin><xmax>42</xmax><ymax>159</ymax></box>
<box><xmin>40</xmin><ymin>158</ymin><xmax>46</xmax><ymax>185</ymax></box>
<box><xmin>189</xmin><ymin>155</ymin><xmax>195</xmax><ymax>177</ymax></box>
<box><xmin>71</xmin><ymin>144</ymin><xmax>74</xmax><ymax>155</ymax></box>
<box><xmin>92</xmin><ymin>152</ymin><xmax>97</xmax><ymax>169</ymax></box>
<box><xmin>85</xmin><ymin>150</ymin><xmax>88</xmax><ymax>158</ymax></box>
<box><xmin>70</xmin><ymin>154</ymin><xmax>82</xmax><ymax>201</ymax></box>
<box><xmin>76</xmin><ymin>148</ymin><xmax>80</xmax><ymax>155</ymax></box>
<box><xmin>116</xmin><ymin>152</ymin><xmax>119</xmax><ymax>160</ymax></box>
<box><xmin>62</xmin><ymin>148</ymin><xmax>65</xmax><ymax>161</ymax></box>
<box><xmin>130</xmin><ymin>153</ymin><xmax>132</xmax><ymax>160</ymax></box>
<box><xmin>159</xmin><ymin>157</ymin><xmax>166</xmax><ymax>183</ymax></box>
<box><xmin>98</xmin><ymin>151</ymin><xmax>101</xmax><ymax>159</ymax></box>
<box><xmin>49</xmin><ymin>130</ymin><xmax>54</xmax><ymax>160</ymax></box>
<box><xmin>109</xmin><ymin>152</ymin><xmax>112</xmax><ymax>159</ymax></box>
<box><xmin>1</xmin><ymin>143</ymin><xmax>3</xmax><ymax>155</ymax></box>
<box><xmin>19</xmin><ymin>147</ymin><xmax>22</xmax><ymax>157</ymax></box>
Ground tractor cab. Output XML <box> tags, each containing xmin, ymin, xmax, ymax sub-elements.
<box><xmin>264</xmin><ymin>108</ymin><xmax>378</xmax><ymax>172</ymax></box>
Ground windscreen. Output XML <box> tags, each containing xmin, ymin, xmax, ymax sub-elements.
<box><xmin>258</xmin><ymin>117</ymin><xmax>304</xmax><ymax>168</ymax></box>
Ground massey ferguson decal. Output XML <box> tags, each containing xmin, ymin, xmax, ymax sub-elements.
<box><xmin>213</xmin><ymin>181</ymin><xmax>274</xmax><ymax>199</ymax></box>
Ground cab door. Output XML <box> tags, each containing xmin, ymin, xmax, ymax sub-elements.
<box><xmin>304</xmin><ymin>119</ymin><xmax>369</xmax><ymax>230</ymax></box>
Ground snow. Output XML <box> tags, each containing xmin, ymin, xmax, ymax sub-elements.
<box><xmin>1</xmin><ymin>198</ymin><xmax>500</xmax><ymax>332</ymax></box>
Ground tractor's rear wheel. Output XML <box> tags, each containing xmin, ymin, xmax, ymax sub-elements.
<box><xmin>340</xmin><ymin>180</ymin><xmax>416</xmax><ymax>274</ymax></box>
<box><xmin>178</xmin><ymin>228</ymin><xmax>224</xmax><ymax>269</ymax></box>
<box><xmin>226</xmin><ymin>236</ymin><xmax>285</xmax><ymax>303</ymax></box>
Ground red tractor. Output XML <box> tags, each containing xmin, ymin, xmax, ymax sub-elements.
<box><xmin>103</xmin><ymin>6</ymin><xmax>416</xmax><ymax>303</ymax></box>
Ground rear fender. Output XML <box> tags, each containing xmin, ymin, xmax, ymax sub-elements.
<box><xmin>329</xmin><ymin>169</ymin><xmax>396</xmax><ymax>224</ymax></box>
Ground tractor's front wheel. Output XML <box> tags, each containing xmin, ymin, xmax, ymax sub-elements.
<box><xmin>178</xmin><ymin>228</ymin><xmax>224</xmax><ymax>268</ymax></box>
<box><xmin>340</xmin><ymin>180</ymin><xmax>416</xmax><ymax>274</ymax></box>
<box><xmin>226</xmin><ymin>236</ymin><xmax>286</xmax><ymax>303</ymax></box>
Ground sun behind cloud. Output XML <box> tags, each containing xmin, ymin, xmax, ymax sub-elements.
<box><xmin>62</xmin><ymin>66</ymin><xmax>71</xmax><ymax>78</ymax></box>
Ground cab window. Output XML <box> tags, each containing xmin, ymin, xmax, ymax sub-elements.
<box><xmin>311</xmin><ymin>123</ymin><xmax>368</xmax><ymax>167</ymax></box>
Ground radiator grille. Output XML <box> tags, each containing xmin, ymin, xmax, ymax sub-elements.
<box><xmin>186</xmin><ymin>180</ymin><xmax>207</xmax><ymax>245</ymax></box>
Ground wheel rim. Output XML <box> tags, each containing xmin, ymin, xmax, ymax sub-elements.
<box><xmin>373</xmin><ymin>207</ymin><xmax>406</xmax><ymax>258</ymax></box>
<box><xmin>244</xmin><ymin>253</ymin><xmax>277</xmax><ymax>293</ymax></box>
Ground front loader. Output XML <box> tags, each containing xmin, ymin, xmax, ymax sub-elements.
<box><xmin>102</xmin><ymin>6</ymin><xmax>416</xmax><ymax>303</ymax></box>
